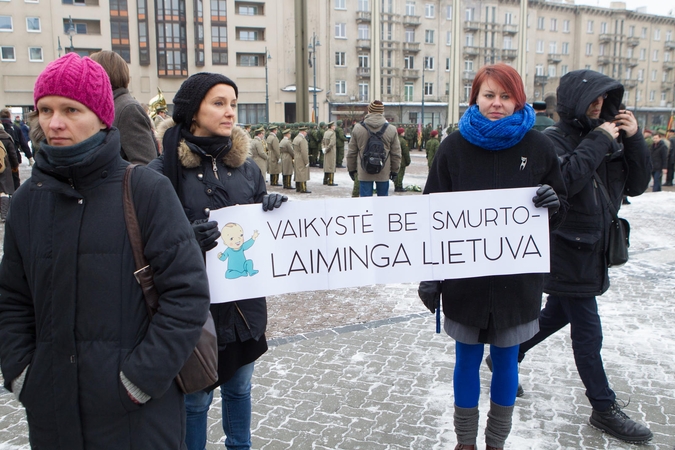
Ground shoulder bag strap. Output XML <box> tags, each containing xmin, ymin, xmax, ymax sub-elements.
<box><xmin>123</xmin><ymin>164</ymin><xmax>159</xmax><ymax>315</ymax></box>
<box><xmin>592</xmin><ymin>172</ymin><xmax>619</xmax><ymax>220</ymax></box>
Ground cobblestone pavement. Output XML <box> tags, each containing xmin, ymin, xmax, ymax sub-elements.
<box><xmin>1</xmin><ymin>152</ymin><xmax>675</xmax><ymax>449</ymax></box>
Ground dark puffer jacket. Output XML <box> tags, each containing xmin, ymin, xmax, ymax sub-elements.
<box><xmin>0</xmin><ymin>129</ymin><xmax>210</xmax><ymax>449</ymax></box>
<box><xmin>151</xmin><ymin>120</ymin><xmax>268</xmax><ymax>384</ymax></box>
<box><xmin>542</xmin><ymin>70</ymin><xmax>651</xmax><ymax>296</ymax></box>
<box><xmin>425</xmin><ymin>129</ymin><xmax>567</xmax><ymax>330</ymax></box>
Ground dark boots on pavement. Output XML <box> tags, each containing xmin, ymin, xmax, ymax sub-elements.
<box><xmin>589</xmin><ymin>401</ymin><xmax>653</xmax><ymax>444</ymax></box>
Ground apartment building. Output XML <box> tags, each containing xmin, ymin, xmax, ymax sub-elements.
<box><xmin>1</xmin><ymin>0</ymin><xmax>674</xmax><ymax>128</ymax></box>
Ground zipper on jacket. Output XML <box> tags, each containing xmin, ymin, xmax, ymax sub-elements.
<box><xmin>209</xmin><ymin>155</ymin><xmax>220</xmax><ymax>180</ymax></box>
<box><xmin>234</xmin><ymin>302</ymin><xmax>251</xmax><ymax>330</ymax></box>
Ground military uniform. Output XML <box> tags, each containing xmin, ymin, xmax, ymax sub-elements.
<box><xmin>335</xmin><ymin>120</ymin><xmax>347</xmax><ymax>168</ymax></box>
<box><xmin>395</xmin><ymin>132</ymin><xmax>411</xmax><ymax>192</ymax></box>
<box><xmin>307</xmin><ymin>125</ymin><xmax>319</xmax><ymax>166</ymax></box>
<box><xmin>266</xmin><ymin>126</ymin><xmax>281</xmax><ymax>186</ymax></box>
<box><xmin>250</xmin><ymin>129</ymin><xmax>268</xmax><ymax>181</ymax></box>
<box><xmin>322</xmin><ymin>122</ymin><xmax>337</xmax><ymax>186</ymax></box>
<box><xmin>279</xmin><ymin>130</ymin><xmax>295</xmax><ymax>189</ymax></box>
<box><xmin>293</xmin><ymin>129</ymin><xmax>311</xmax><ymax>193</ymax></box>
<box><xmin>425</xmin><ymin>134</ymin><xmax>440</xmax><ymax>169</ymax></box>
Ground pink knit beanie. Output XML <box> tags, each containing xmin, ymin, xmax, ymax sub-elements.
<box><xmin>34</xmin><ymin>53</ymin><xmax>114</xmax><ymax>128</ymax></box>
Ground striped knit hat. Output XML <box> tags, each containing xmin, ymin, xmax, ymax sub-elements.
<box><xmin>34</xmin><ymin>53</ymin><xmax>114</xmax><ymax>127</ymax></box>
<box><xmin>368</xmin><ymin>100</ymin><xmax>385</xmax><ymax>115</ymax></box>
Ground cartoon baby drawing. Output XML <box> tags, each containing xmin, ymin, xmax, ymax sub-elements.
<box><xmin>217</xmin><ymin>223</ymin><xmax>259</xmax><ymax>279</ymax></box>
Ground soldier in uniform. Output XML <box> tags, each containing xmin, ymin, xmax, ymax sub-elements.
<box><xmin>421</xmin><ymin>123</ymin><xmax>432</xmax><ymax>150</ymax></box>
<box><xmin>532</xmin><ymin>101</ymin><xmax>555</xmax><ymax>131</ymax></box>
<box><xmin>425</xmin><ymin>129</ymin><xmax>440</xmax><ymax>168</ymax></box>
<box><xmin>335</xmin><ymin>120</ymin><xmax>347</xmax><ymax>168</ymax></box>
<box><xmin>405</xmin><ymin>124</ymin><xmax>416</xmax><ymax>150</ymax></box>
<box><xmin>266</xmin><ymin>124</ymin><xmax>282</xmax><ymax>186</ymax></box>
<box><xmin>279</xmin><ymin>128</ymin><xmax>295</xmax><ymax>189</ymax></box>
<box><xmin>395</xmin><ymin>127</ymin><xmax>410</xmax><ymax>192</ymax></box>
<box><xmin>317</xmin><ymin>122</ymin><xmax>326</xmax><ymax>168</ymax></box>
<box><xmin>153</xmin><ymin>106</ymin><xmax>170</xmax><ymax>128</ymax></box>
<box><xmin>307</xmin><ymin>124</ymin><xmax>319</xmax><ymax>167</ymax></box>
<box><xmin>250</xmin><ymin>127</ymin><xmax>268</xmax><ymax>182</ymax></box>
<box><xmin>322</xmin><ymin>121</ymin><xmax>338</xmax><ymax>186</ymax></box>
<box><xmin>293</xmin><ymin>126</ymin><xmax>311</xmax><ymax>193</ymax></box>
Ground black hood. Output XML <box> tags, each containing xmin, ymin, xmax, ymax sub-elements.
<box><xmin>556</xmin><ymin>70</ymin><xmax>624</xmax><ymax>133</ymax></box>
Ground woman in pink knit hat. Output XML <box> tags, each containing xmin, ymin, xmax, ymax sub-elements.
<box><xmin>0</xmin><ymin>53</ymin><xmax>211</xmax><ymax>449</ymax></box>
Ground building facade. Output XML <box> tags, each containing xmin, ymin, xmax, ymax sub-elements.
<box><xmin>1</xmin><ymin>0</ymin><xmax>674</xmax><ymax>128</ymax></box>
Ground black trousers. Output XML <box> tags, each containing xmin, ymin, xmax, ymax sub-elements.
<box><xmin>519</xmin><ymin>295</ymin><xmax>616</xmax><ymax>412</ymax></box>
<box><xmin>665</xmin><ymin>163</ymin><xmax>674</xmax><ymax>185</ymax></box>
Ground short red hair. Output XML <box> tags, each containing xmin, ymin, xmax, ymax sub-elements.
<box><xmin>469</xmin><ymin>64</ymin><xmax>527</xmax><ymax>111</ymax></box>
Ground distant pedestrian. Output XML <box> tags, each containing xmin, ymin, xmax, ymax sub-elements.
<box><xmin>421</xmin><ymin>63</ymin><xmax>567</xmax><ymax>450</ymax></box>
<box><xmin>90</xmin><ymin>50</ymin><xmax>159</xmax><ymax>164</ymax></box>
<box><xmin>650</xmin><ymin>131</ymin><xmax>668</xmax><ymax>191</ymax></box>
<box><xmin>1</xmin><ymin>108</ymin><xmax>33</xmax><ymax>166</ymax></box>
<box><xmin>518</xmin><ymin>69</ymin><xmax>653</xmax><ymax>444</ymax></box>
<box><xmin>666</xmin><ymin>129</ymin><xmax>675</xmax><ymax>186</ymax></box>
<box><xmin>531</xmin><ymin>101</ymin><xmax>555</xmax><ymax>131</ymax></box>
<box><xmin>0</xmin><ymin>125</ymin><xmax>19</xmax><ymax>220</ymax></box>
<box><xmin>0</xmin><ymin>52</ymin><xmax>211</xmax><ymax>449</ymax></box>
<box><xmin>346</xmin><ymin>100</ymin><xmax>401</xmax><ymax>197</ymax></box>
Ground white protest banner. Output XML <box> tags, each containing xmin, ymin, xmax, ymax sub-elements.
<box><xmin>205</xmin><ymin>187</ymin><xmax>550</xmax><ymax>303</ymax></box>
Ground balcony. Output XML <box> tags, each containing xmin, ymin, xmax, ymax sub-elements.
<box><xmin>380</xmin><ymin>39</ymin><xmax>400</xmax><ymax>50</ymax></box>
<box><xmin>381</xmin><ymin>68</ymin><xmax>400</xmax><ymax>77</ymax></box>
<box><xmin>624</xmin><ymin>57</ymin><xmax>638</xmax><ymax>67</ymax></box>
<box><xmin>627</xmin><ymin>37</ymin><xmax>640</xmax><ymax>47</ymax></box>
<box><xmin>357</xmin><ymin>67</ymin><xmax>370</xmax><ymax>78</ymax></box>
<box><xmin>661</xmin><ymin>81</ymin><xmax>673</xmax><ymax>91</ymax></box>
<box><xmin>464</xmin><ymin>21</ymin><xmax>482</xmax><ymax>31</ymax></box>
<box><xmin>534</xmin><ymin>75</ymin><xmax>549</xmax><ymax>86</ymax></box>
<box><xmin>547</xmin><ymin>53</ymin><xmax>562</xmax><ymax>63</ymax></box>
<box><xmin>356</xmin><ymin>39</ymin><xmax>371</xmax><ymax>50</ymax></box>
<box><xmin>502</xmin><ymin>24</ymin><xmax>518</xmax><ymax>34</ymax></box>
<box><xmin>402</xmin><ymin>42</ymin><xmax>420</xmax><ymax>52</ymax></box>
<box><xmin>402</xmin><ymin>15</ymin><xmax>421</xmax><ymax>26</ymax></box>
<box><xmin>462</xmin><ymin>70</ymin><xmax>476</xmax><ymax>81</ymax></box>
<box><xmin>664</xmin><ymin>61</ymin><xmax>675</xmax><ymax>70</ymax></box>
<box><xmin>599</xmin><ymin>33</ymin><xmax>614</xmax><ymax>43</ymax></box>
<box><xmin>665</xmin><ymin>40</ymin><xmax>675</xmax><ymax>50</ymax></box>
<box><xmin>597</xmin><ymin>55</ymin><xmax>611</xmax><ymax>65</ymax></box>
<box><xmin>463</xmin><ymin>46</ymin><xmax>480</xmax><ymax>56</ymax></box>
<box><xmin>356</xmin><ymin>11</ymin><xmax>371</xmax><ymax>23</ymax></box>
<box><xmin>623</xmin><ymin>79</ymin><xmax>637</xmax><ymax>88</ymax></box>
<box><xmin>501</xmin><ymin>49</ymin><xmax>517</xmax><ymax>60</ymax></box>
<box><xmin>402</xmin><ymin>69</ymin><xmax>420</xmax><ymax>79</ymax></box>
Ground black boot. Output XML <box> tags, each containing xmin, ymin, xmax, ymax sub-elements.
<box><xmin>300</xmin><ymin>182</ymin><xmax>312</xmax><ymax>194</ymax></box>
<box><xmin>283</xmin><ymin>175</ymin><xmax>294</xmax><ymax>189</ymax></box>
<box><xmin>589</xmin><ymin>401</ymin><xmax>653</xmax><ymax>444</ymax></box>
<box><xmin>323</xmin><ymin>173</ymin><xmax>329</xmax><ymax>185</ymax></box>
<box><xmin>295</xmin><ymin>182</ymin><xmax>301</xmax><ymax>192</ymax></box>
<box><xmin>328</xmin><ymin>173</ymin><xmax>338</xmax><ymax>186</ymax></box>
<box><xmin>271</xmin><ymin>174</ymin><xmax>282</xmax><ymax>186</ymax></box>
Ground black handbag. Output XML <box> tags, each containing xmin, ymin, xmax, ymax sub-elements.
<box><xmin>123</xmin><ymin>164</ymin><xmax>218</xmax><ymax>394</ymax></box>
<box><xmin>593</xmin><ymin>173</ymin><xmax>630</xmax><ymax>267</ymax></box>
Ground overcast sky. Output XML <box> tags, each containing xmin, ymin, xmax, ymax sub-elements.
<box><xmin>572</xmin><ymin>0</ymin><xmax>674</xmax><ymax>17</ymax></box>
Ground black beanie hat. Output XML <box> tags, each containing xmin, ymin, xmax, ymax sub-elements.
<box><xmin>172</xmin><ymin>72</ymin><xmax>239</xmax><ymax>125</ymax></box>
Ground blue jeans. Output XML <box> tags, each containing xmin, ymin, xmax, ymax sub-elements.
<box><xmin>652</xmin><ymin>170</ymin><xmax>662</xmax><ymax>191</ymax></box>
<box><xmin>185</xmin><ymin>362</ymin><xmax>255</xmax><ymax>450</ymax></box>
<box><xmin>518</xmin><ymin>295</ymin><xmax>615</xmax><ymax>411</ymax></box>
<box><xmin>359</xmin><ymin>180</ymin><xmax>389</xmax><ymax>197</ymax></box>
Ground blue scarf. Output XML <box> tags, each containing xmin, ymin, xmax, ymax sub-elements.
<box><xmin>459</xmin><ymin>104</ymin><xmax>535</xmax><ymax>151</ymax></box>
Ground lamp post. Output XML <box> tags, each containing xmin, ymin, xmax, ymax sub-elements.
<box><xmin>421</xmin><ymin>59</ymin><xmax>425</xmax><ymax>131</ymax></box>
<box><xmin>67</xmin><ymin>16</ymin><xmax>75</xmax><ymax>53</ymax></box>
<box><xmin>265</xmin><ymin>47</ymin><xmax>271</xmax><ymax>124</ymax></box>
<box><xmin>308</xmin><ymin>32</ymin><xmax>320</xmax><ymax>123</ymax></box>
<box><xmin>57</xmin><ymin>36</ymin><xmax>62</xmax><ymax>58</ymax></box>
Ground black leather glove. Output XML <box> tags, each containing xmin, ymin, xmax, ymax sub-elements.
<box><xmin>532</xmin><ymin>184</ymin><xmax>560</xmax><ymax>213</ymax></box>
<box><xmin>349</xmin><ymin>170</ymin><xmax>357</xmax><ymax>181</ymax></box>
<box><xmin>262</xmin><ymin>193</ymin><xmax>288</xmax><ymax>211</ymax></box>
<box><xmin>418</xmin><ymin>281</ymin><xmax>441</xmax><ymax>314</ymax></box>
<box><xmin>192</xmin><ymin>220</ymin><xmax>220</xmax><ymax>252</ymax></box>
<box><xmin>390</xmin><ymin>172</ymin><xmax>398</xmax><ymax>182</ymax></box>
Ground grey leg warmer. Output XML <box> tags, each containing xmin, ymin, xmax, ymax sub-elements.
<box><xmin>454</xmin><ymin>405</ymin><xmax>479</xmax><ymax>445</ymax></box>
<box><xmin>485</xmin><ymin>400</ymin><xmax>514</xmax><ymax>448</ymax></box>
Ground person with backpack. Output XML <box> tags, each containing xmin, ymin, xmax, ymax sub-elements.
<box><xmin>0</xmin><ymin>126</ymin><xmax>20</xmax><ymax>221</ymax></box>
<box><xmin>1</xmin><ymin>109</ymin><xmax>33</xmax><ymax>166</ymax></box>
<box><xmin>346</xmin><ymin>100</ymin><xmax>401</xmax><ymax>197</ymax></box>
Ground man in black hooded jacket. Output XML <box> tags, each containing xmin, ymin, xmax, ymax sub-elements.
<box><xmin>517</xmin><ymin>70</ymin><xmax>653</xmax><ymax>444</ymax></box>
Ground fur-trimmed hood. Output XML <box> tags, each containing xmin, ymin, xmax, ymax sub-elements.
<box><xmin>156</xmin><ymin>118</ymin><xmax>251</xmax><ymax>169</ymax></box>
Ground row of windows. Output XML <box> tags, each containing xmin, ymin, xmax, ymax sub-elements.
<box><xmin>335</xmin><ymin>0</ymin><xmax>454</xmax><ymax>20</ymax></box>
<box><xmin>0</xmin><ymin>16</ymin><xmax>41</xmax><ymax>32</ymax></box>
<box><xmin>0</xmin><ymin>45</ymin><xmax>43</xmax><ymax>61</ymax></box>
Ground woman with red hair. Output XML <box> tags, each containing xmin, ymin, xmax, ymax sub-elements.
<box><xmin>420</xmin><ymin>64</ymin><xmax>567</xmax><ymax>449</ymax></box>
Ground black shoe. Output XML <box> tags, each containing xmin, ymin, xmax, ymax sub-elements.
<box><xmin>622</xmin><ymin>197</ymin><xmax>631</xmax><ymax>205</ymax></box>
<box><xmin>589</xmin><ymin>401</ymin><xmax>653</xmax><ymax>444</ymax></box>
<box><xmin>485</xmin><ymin>355</ymin><xmax>524</xmax><ymax>397</ymax></box>
<box><xmin>336</xmin><ymin>164</ymin><xmax>345</xmax><ymax>168</ymax></box>
<box><xmin>394</xmin><ymin>187</ymin><xmax>405</xmax><ymax>192</ymax></box>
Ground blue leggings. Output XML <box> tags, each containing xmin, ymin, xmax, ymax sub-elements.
<box><xmin>454</xmin><ymin>342</ymin><xmax>519</xmax><ymax>408</ymax></box>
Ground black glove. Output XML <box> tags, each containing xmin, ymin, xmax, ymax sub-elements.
<box><xmin>390</xmin><ymin>172</ymin><xmax>398</xmax><ymax>183</ymax></box>
<box><xmin>262</xmin><ymin>193</ymin><xmax>288</xmax><ymax>211</ymax></box>
<box><xmin>349</xmin><ymin>170</ymin><xmax>357</xmax><ymax>181</ymax></box>
<box><xmin>532</xmin><ymin>184</ymin><xmax>560</xmax><ymax>213</ymax></box>
<box><xmin>418</xmin><ymin>281</ymin><xmax>441</xmax><ymax>314</ymax></box>
<box><xmin>192</xmin><ymin>220</ymin><xmax>220</xmax><ymax>252</ymax></box>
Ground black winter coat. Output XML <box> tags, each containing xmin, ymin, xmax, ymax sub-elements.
<box><xmin>424</xmin><ymin>129</ymin><xmax>567</xmax><ymax>330</ymax></box>
<box><xmin>542</xmin><ymin>70</ymin><xmax>651</xmax><ymax>297</ymax></box>
<box><xmin>650</xmin><ymin>141</ymin><xmax>668</xmax><ymax>171</ymax></box>
<box><xmin>151</xmin><ymin>121</ymin><xmax>268</xmax><ymax>385</ymax></box>
<box><xmin>0</xmin><ymin>129</ymin><xmax>211</xmax><ymax>449</ymax></box>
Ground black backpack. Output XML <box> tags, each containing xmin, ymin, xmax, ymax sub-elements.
<box><xmin>360</xmin><ymin>121</ymin><xmax>389</xmax><ymax>174</ymax></box>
